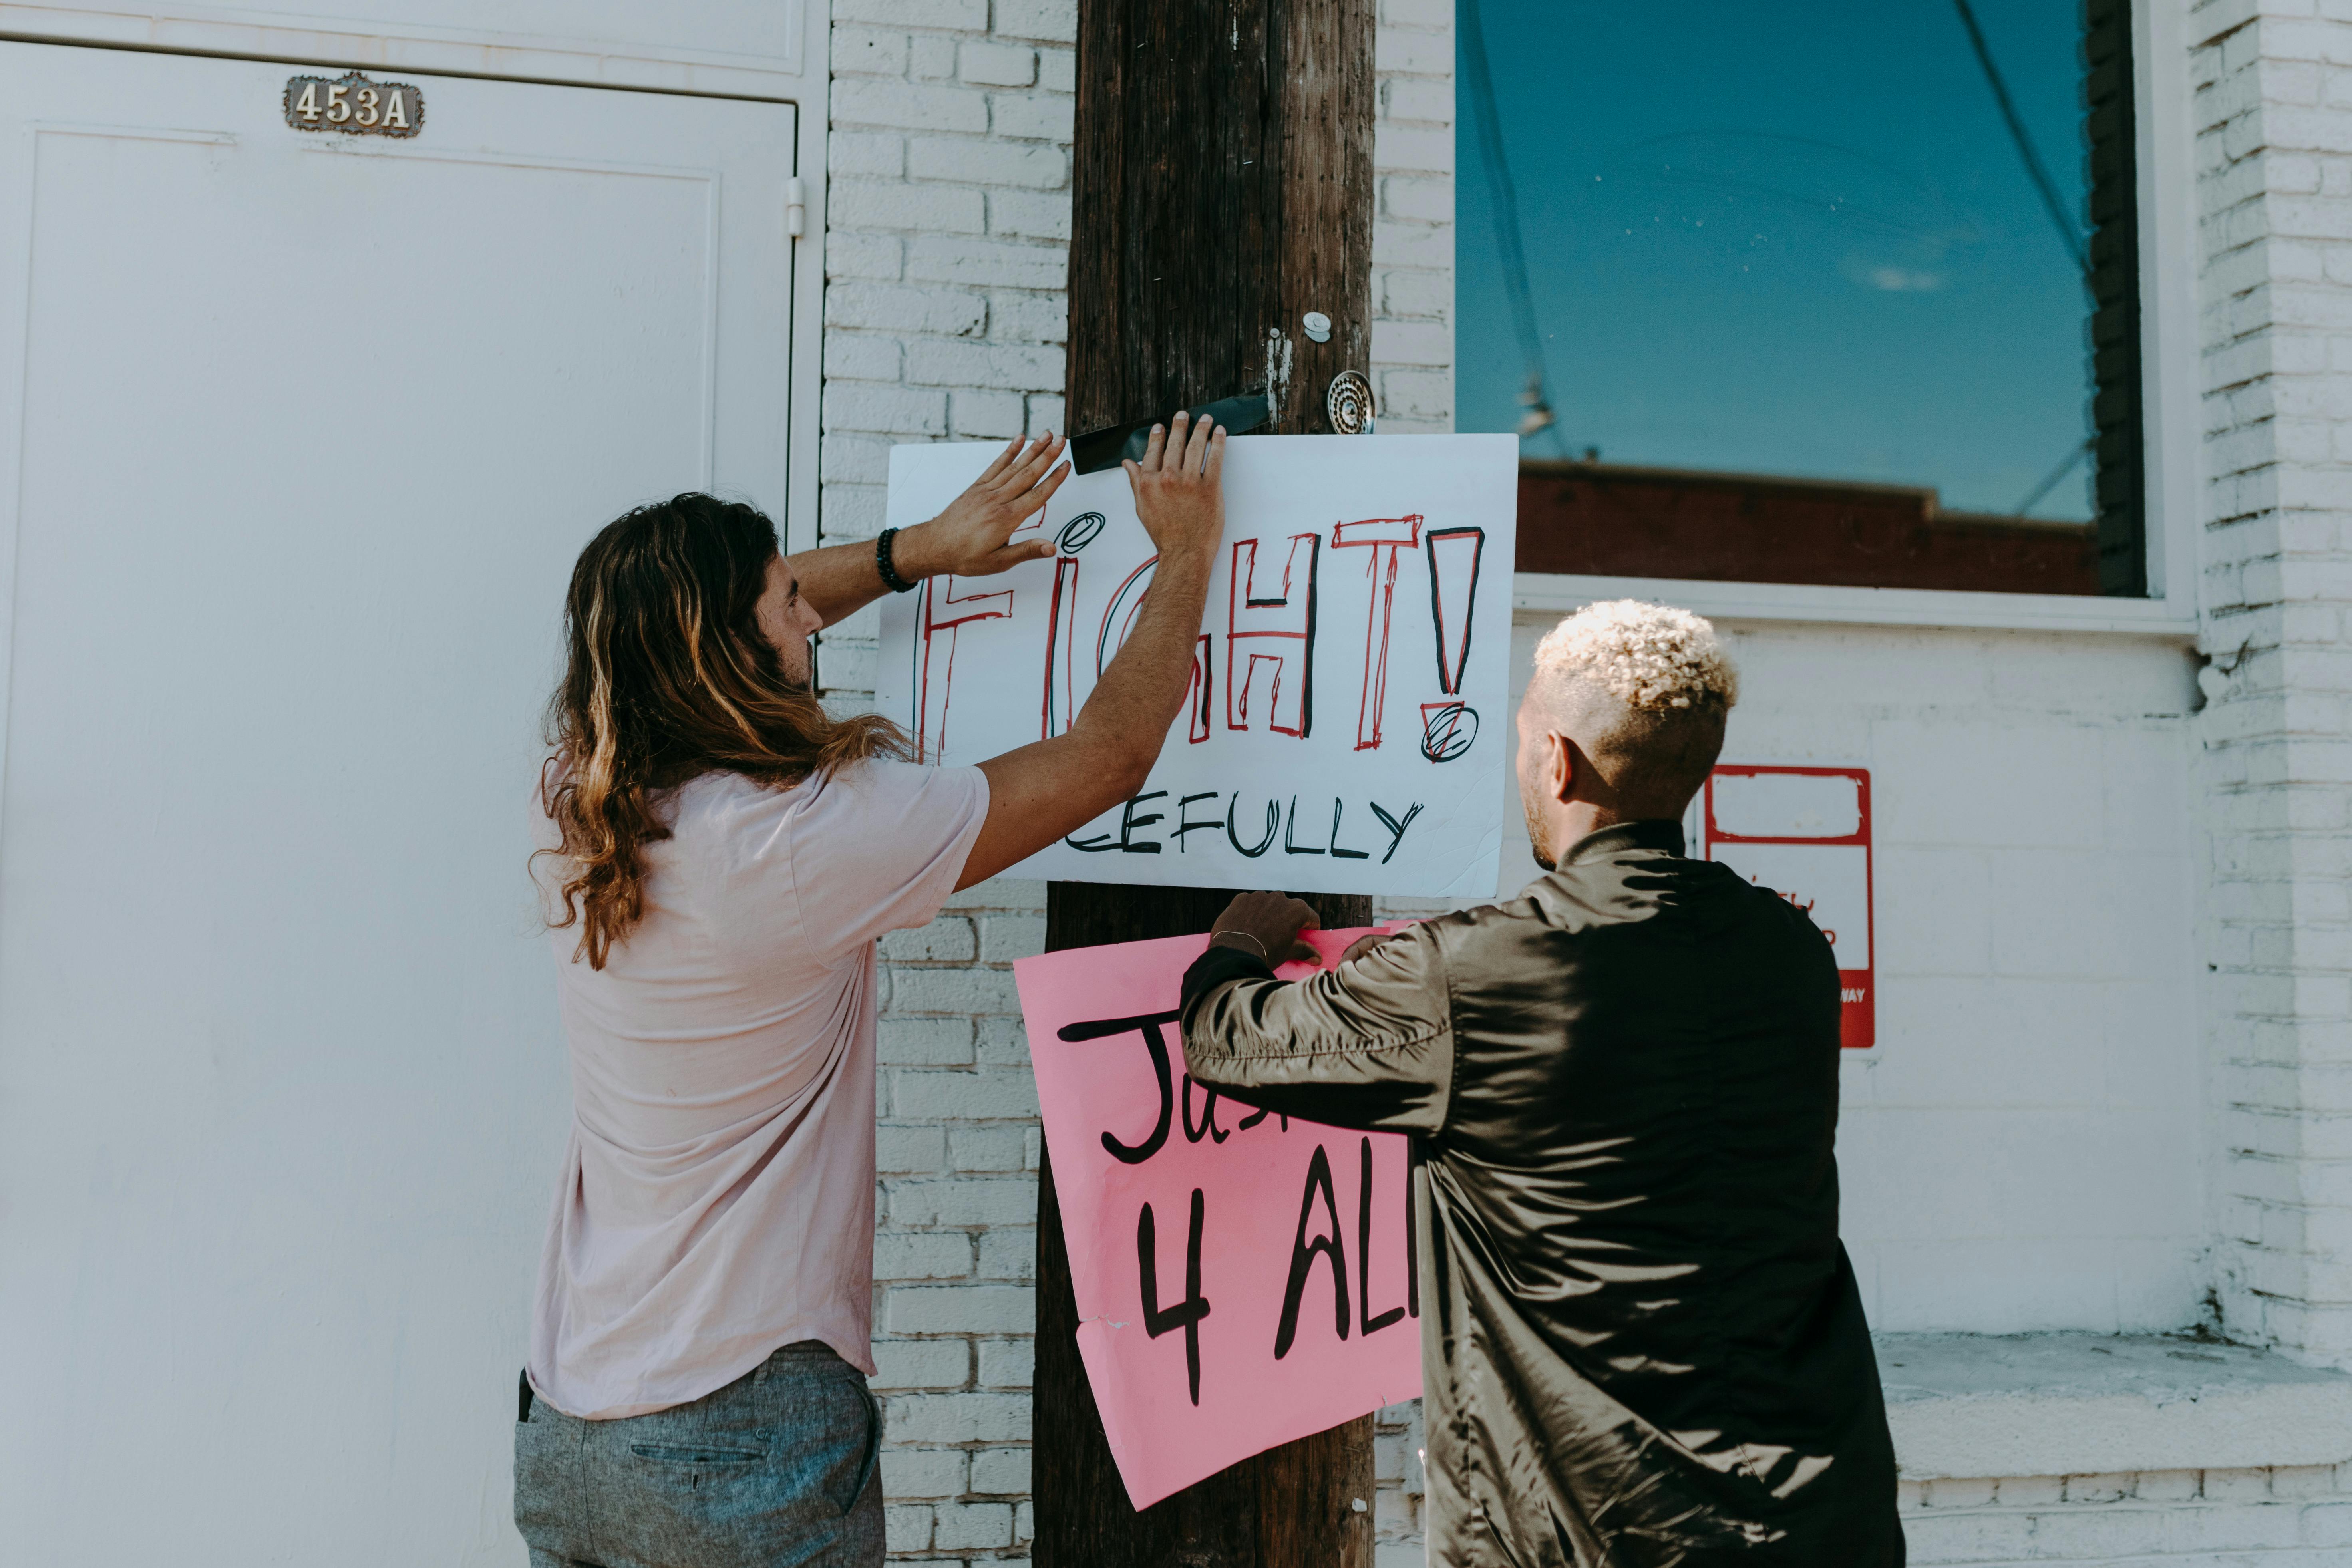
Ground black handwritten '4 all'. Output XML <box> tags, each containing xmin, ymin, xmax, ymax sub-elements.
<box><xmin>1133</xmin><ymin>1140</ymin><xmax>1419</xmax><ymax>1405</ymax></box>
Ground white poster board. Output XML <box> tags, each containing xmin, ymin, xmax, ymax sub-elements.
<box><xmin>878</xmin><ymin>434</ymin><xmax>1517</xmax><ymax>897</ymax></box>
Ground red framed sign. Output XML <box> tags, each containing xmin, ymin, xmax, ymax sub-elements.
<box><xmin>1699</xmin><ymin>766</ymin><xmax>1875</xmax><ymax>1050</ymax></box>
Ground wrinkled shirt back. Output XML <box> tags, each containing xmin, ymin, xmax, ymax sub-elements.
<box><xmin>529</xmin><ymin>760</ymin><xmax>987</xmax><ymax>1420</ymax></box>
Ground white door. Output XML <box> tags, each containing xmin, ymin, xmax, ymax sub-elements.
<box><xmin>0</xmin><ymin>43</ymin><xmax>799</xmax><ymax>1564</ymax></box>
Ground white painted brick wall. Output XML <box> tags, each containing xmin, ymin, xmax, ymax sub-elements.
<box><xmin>816</xmin><ymin>0</ymin><xmax>1074</xmax><ymax>728</ymax></box>
<box><xmin>1372</xmin><ymin>1399</ymin><xmax>1429</xmax><ymax>1566</ymax></box>
<box><xmin>2190</xmin><ymin>0</ymin><xmax>2352</xmax><ymax>1369</ymax></box>
<box><xmin>818</xmin><ymin>2</ymin><xmax>1453</xmax><ymax>1559</ymax></box>
<box><xmin>1900</xmin><ymin>1462</ymin><xmax>2352</xmax><ymax>1563</ymax></box>
<box><xmin>1371</xmin><ymin>0</ymin><xmax>1455</xmax><ymax>435</ymax></box>
<box><xmin>872</xmin><ymin>874</ymin><xmax>1048</xmax><ymax>1566</ymax></box>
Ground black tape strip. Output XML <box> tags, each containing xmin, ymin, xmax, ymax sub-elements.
<box><xmin>1069</xmin><ymin>393</ymin><xmax>1272</xmax><ymax>475</ymax></box>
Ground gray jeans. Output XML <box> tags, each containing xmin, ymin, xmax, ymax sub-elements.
<box><xmin>514</xmin><ymin>1341</ymin><xmax>884</xmax><ymax>1568</ymax></box>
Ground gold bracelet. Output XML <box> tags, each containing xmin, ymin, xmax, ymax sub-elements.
<box><xmin>1211</xmin><ymin>930</ymin><xmax>1269</xmax><ymax>959</ymax></box>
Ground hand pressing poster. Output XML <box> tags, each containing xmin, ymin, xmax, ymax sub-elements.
<box><xmin>1014</xmin><ymin>928</ymin><xmax>1424</xmax><ymax>1510</ymax></box>
<box><xmin>879</xmin><ymin>434</ymin><xmax>1518</xmax><ymax>899</ymax></box>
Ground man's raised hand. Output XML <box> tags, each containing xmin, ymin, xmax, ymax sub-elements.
<box><xmin>899</xmin><ymin>432</ymin><xmax>1070</xmax><ymax>579</ymax></box>
<box><xmin>1125</xmin><ymin>411</ymin><xmax>1225</xmax><ymax>569</ymax></box>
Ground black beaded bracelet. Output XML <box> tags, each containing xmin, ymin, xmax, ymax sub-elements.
<box><xmin>875</xmin><ymin>527</ymin><xmax>916</xmax><ymax>593</ymax></box>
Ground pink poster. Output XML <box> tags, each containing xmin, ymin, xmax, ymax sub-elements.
<box><xmin>1013</xmin><ymin>930</ymin><xmax>1424</xmax><ymax>1510</ymax></box>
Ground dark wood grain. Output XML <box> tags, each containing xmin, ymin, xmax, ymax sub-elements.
<box><xmin>1255</xmin><ymin>1404</ymin><xmax>1378</xmax><ymax>1568</ymax></box>
<box><xmin>1038</xmin><ymin>1</ymin><xmax>1376</xmax><ymax>1560</ymax></box>
<box><xmin>1063</xmin><ymin>0</ymin><xmax>1374</xmax><ymax>439</ymax></box>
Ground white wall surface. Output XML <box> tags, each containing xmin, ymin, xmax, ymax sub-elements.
<box><xmin>2191</xmin><ymin>0</ymin><xmax>2352</xmax><ymax>1370</ymax></box>
<box><xmin>1718</xmin><ymin>623</ymin><xmax>2205</xmax><ymax>1333</ymax></box>
<box><xmin>0</xmin><ymin>0</ymin><xmax>817</xmax><ymax>83</ymax></box>
<box><xmin>1899</xmin><ymin>1461</ymin><xmax>2352</xmax><ymax>1562</ymax></box>
<box><xmin>0</xmin><ymin>43</ymin><xmax>803</xmax><ymax>1568</ymax></box>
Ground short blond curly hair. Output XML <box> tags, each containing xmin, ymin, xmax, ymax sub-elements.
<box><xmin>1531</xmin><ymin>599</ymin><xmax>1739</xmax><ymax>714</ymax></box>
<box><xmin>1526</xmin><ymin>600</ymin><xmax>1737</xmax><ymax>810</ymax></box>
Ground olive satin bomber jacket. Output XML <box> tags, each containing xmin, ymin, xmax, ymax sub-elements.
<box><xmin>1178</xmin><ymin>821</ymin><xmax>1904</xmax><ymax>1568</ymax></box>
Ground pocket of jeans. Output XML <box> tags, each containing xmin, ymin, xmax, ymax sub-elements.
<box><xmin>827</xmin><ymin>1380</ymin><xmax>881</xmax><ymax>1516</ymax></box>
<box><xmin>629</xmin><ymin>1442</ymin><xmax>767</xmax><ymax>1467</ymax></box>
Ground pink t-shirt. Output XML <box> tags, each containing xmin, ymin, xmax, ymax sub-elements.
<box><xmin>529</xmin><ymin>758</ymin><xmax>989</xmax><ymax>1419</ymax></box>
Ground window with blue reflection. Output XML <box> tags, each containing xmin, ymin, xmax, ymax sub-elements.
<box><xmin>1461</xmin><ymin>0</ymin><xmax>2143</xmax><ymax>596</ymax></box>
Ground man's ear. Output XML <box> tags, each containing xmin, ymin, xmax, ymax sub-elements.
<box><xmin>1549</xmin><ymin>730</ymin><xmax>1577</xmax><ymax>805</ymax></box>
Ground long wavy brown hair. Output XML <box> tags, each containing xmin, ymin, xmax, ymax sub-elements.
<box><xmin>539</xmin><ymin>493</ymin><xmax>907</xmax><ymax>968</ymax></box>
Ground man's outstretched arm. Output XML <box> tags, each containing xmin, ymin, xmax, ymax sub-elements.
<box><xmin>1178</xmin><ymin>893</ymin><xmax>1454</xmax><ymax>1136</ymax></box>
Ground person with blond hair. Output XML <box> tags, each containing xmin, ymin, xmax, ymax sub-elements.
<box><xmin>1184</xmin><ymin>600</ymin><xmax>1903</xmax><ymax>1567</ymax></box>
<box><xmin>515</xmin><ymin>416</ymin><xmax>1228</xmax><ymax>1567</ymax></box>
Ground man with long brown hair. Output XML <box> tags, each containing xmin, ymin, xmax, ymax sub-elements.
<box><xmin>515</xmin><ymin>416</ymin><xmax>1227</xmax><ymax>1567</ymax></box>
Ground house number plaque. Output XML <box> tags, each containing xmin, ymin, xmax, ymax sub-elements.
<box><xmin>283</xmin><ymin>72</ymin><xmax>423</xmax><ymax>138</ymax></box>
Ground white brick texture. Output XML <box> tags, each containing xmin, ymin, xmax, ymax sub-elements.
<box><xmin>871</xmin><ymin>876</ymin><xmax>1047</xmax><ymax>1567</ymax></box>
<box><xmin>817</xmin><ymin>0</ymin><xmax>1074</xmax><ymax>725</ymax></box>
<box><xmin>1899</xmin><ymin>1461</ymin><xmax>2352</xmax><ymax>1564</ymax></box>
<box><xmin>2193</xmin><ymin>2</ymin><xmax>2352</xmax><ymax>1369</ymax></box>
<box><xmin>1371</xmin><ymin>0</ymin><xmax>1455</xmax><ymax>434</ymax></box>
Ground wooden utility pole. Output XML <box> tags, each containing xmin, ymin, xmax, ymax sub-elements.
<box><xmin>1036</xmin><ymin>2</ymin><xmax>1378</xmax><ymax>1566</ymax></box>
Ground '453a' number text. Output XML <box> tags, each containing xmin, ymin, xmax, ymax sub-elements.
<box><xmin>283</xmin><ymin>72</ymin><xmax>423</xmax><ymax>139</ymax></box>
